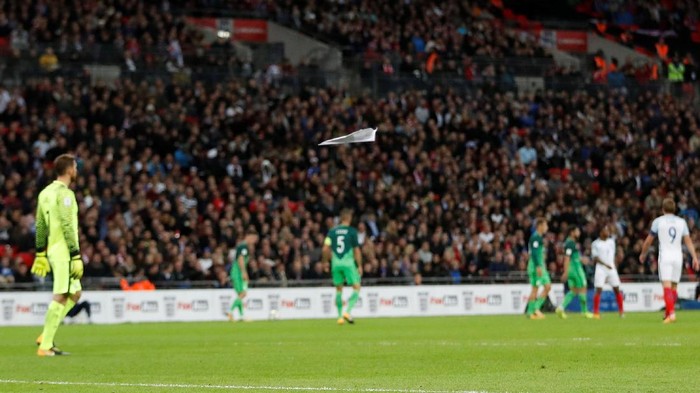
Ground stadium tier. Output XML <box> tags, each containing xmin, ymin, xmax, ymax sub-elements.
<box><xmin>0</xmin><ymin>0</ymin><xmax>698</xmax><ymax>292</ymax></box>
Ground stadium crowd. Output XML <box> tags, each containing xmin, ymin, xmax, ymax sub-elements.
<box><xmin>0</xmin><ymin>0</ymin><xmax>699</xmax><ymax>290</ymax></box>
<box><xmin>1</xmin><ymin>68</ymin><xmax>699</xmax><ymax>288</ymax></box>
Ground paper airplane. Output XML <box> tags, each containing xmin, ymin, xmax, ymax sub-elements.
<box><xmin>319</xmin><ymin>128</ymin><xmax>378</xmax><ymax>146</ymax></box>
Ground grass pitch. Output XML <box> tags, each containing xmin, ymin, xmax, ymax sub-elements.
<box><xmin>0</xmin><ymin>312</ymin><xmax>698</xmax><ymax>393</ymax></box>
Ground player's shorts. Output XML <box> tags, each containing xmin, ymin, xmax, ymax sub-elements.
<box><xmin>528</xmin><ymin>267</ymin><xmax>551</xmax><ymax>287</ymax></box>
<box><xmin>231</xmin><ymin>271</ymin><xmax>248</xmax><ymax>293</ymax></box>
<box><xmin>594</xmin><ymin>265</ymin><xmax>621</xmax><ymax>288</ymax></box>
<box><xmin>658</xmin><ymin>260</ymin><xmax>682</xmax><ymax>283</ymax></box>
<box><xmin>50</xmin><ymin>259</ymin><xmax>82</xmax><ymax>295</ymax></box>
<box><xmin>332</xmin><ymin>265</ymin><xmax>360</xmax><ymax>286</ymax></box>
<box><xmin>567</xmin><ymin>270</ymin><xmax>587</xmax><ymax>289</ymax></box>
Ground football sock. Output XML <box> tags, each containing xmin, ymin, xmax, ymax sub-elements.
<box><xmin>593</xmin><ymin>292</ymin><xmax>601</xmax><ymax>314</ymax></box>
<box><xmin>526</xmin><ymin>300</ymin><xmax>535</xmax><ymax>315</ymax></box>
<box><xmin>534</xmin><ymin>296</ymin><xmax>546</xmax><ymax>311</ymax></box>
<box><xmin>663</xmin><ymin>288</ymin><xmax>674</xmax><ymax>317</ymax></box>
<box><xmin>61</xmin><ymin>298</ymin><xmax>76</xmax><ymax>321</ymax></box>
<box><xmin>39</xmin><ymin>301</ymin><xmax>65</xmax><ymax>351</ymax></box>
<box><xmin>335</xmin><ymin>292</ymin><xmax>343</xmax><ymax>318</ymax></box>
<box><xmin>347</xmin><ymin>291</ymin><xmax>359</xmax><ymax>314</ymax></box>
<box><xmin>615</xmin><ymin>292</ymin><xmax>624</xmax><ymax>314</ymax></box>
<box><xmin>561</xmin><ymin>292</ymin><xmax>575</xmax><ymax>309</ymax></box>
<box><xmin>578</xmin><ymin>293</ymin><xmax>588</xmax><ymax>313</ymax></box>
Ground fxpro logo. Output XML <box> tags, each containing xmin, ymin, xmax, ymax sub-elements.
<box><xmin>178</xmin><ymin>300</ymin><xmax>209</xmax><ymax>312</ymax></box>
<box><xmin>430</xmin><ymin>296</ymin><xmax>458</xmax><ymax>306</ymax></box>
<box><xmin>380</xmin><ymin>296</ymin><xmax>409</xmax><ymax>308</ymax></box>
<box><xmin>281</xmin><ymin>298</ymin><xmax>311</xmax><ymax>309</ymax></box>
<box><xmin>624</xmin><ymin>293</ymin><xmax>638</xmax><ymax>304</ymax></box>
<box><xmin>126</xmin><ymin>301</ymin><xmax>159</xmax><ymax>313</ymax></box>
<box><xmin>246</xmin><ymin>298</ymin><xmax>264</xmax><ymax>310</ymax></box>
<box><xmin>14</xmin><ymin>303</ymin><xmax>48</xmax><ymax>315</ymax></box>
<box><xmin>475</xmin><ymin>295</ymin><xmax>502</xmax><ymax>306</ymax></box>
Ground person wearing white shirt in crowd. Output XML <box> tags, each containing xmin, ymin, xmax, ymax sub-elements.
<box><xmin>640</xmin><ymin>199</ymin><xmax>699</xmax><ymax>324</ymax></box>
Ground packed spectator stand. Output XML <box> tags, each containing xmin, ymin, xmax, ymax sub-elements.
<box><xmin>0</xmin><ymin>1</ymin><xmax>699</xmax><ymax>291</ymax></box>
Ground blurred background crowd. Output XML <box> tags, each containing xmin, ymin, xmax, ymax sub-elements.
<box><xmin>0</xmin><ymin>0</ymin><xmax>698</xmax><ymax>289</ymax></box>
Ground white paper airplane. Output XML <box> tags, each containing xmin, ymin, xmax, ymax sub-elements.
<box><xmin>319</xmin><ymin>127</ymin><xmax>378</xmax><ymax>146</ymax></box>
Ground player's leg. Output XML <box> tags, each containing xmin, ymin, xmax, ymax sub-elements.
<box><xmin>609</xmin><ymin>269</ymin><xmax>624</xmax><ymax>316</ymax></box>
<box><xmin>557</xmin><ymin>282</ymin><xmax>576</xmax><ymax>319</ymax></box>
<box><xmin>331</xmin><ymin>266</ymin><xmax>346</xmax><ymax>324</ymax></box>
<box><xmin>526</xmin><ymin>282</ymin><xmax>539</xmax><ymax>318</ymax></box>
<box><xmin>237</xmin><ymin>289</ymin><xmax>248</xmax><ymax>320</ymax></box>
<box><xmin>575</xmin><ymin>286</ymin><xmax>591</xmax><ymax>318</ymax></box>
<box><xmin>659</xmin><ymin>262</ymin><xmax>675</xmax><ymax>322</ymax></box>
<box><xmin>593</xmin><ymin>266</ymin><xmax>606</xmax><ymax>317</ymax></box>
<box><xmin>534</xmin><ymin>282</ymin><xmax>551</xmax><ymax>317</ymax></box>
<box><xmin>37</xmin><ymin>261</ymin><xmax>70</xmax><ymax>356</ymax></box>
<box><xmin>343</xmin><ymin>267</ymin><xmax>360</xmax><ymax>324</ymax></box>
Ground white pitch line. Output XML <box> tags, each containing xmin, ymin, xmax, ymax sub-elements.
<box><xmin>0</xmin><ymin>379</ymin><xmax>491</xmax><ymax>393</ymax></box>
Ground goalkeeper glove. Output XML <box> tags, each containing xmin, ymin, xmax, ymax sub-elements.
<box><xmin>70</xmin><ymin>252</ymin><xmax>84</xmax><ymax>280</ymax></box>
<box><xmin>31</xmin><ymin>251</ymin><xmax>51</xmax><ymax>278</ymax></box>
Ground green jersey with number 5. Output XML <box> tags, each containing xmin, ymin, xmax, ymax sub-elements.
<box><xmin>325</xmin><ymin>225</ymin><xmax>359</xmax><ymax>267</ymax></box>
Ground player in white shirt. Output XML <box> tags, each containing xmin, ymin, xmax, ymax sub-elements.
<box><xmin>591</xmin><ymin>225</ymin><xmax>624</xmax><ymax>318</ymax></box>
<box><xmin>640</xmin><ymin>199</ymin><xmax>699</xmax><ymax>323</ymax></box>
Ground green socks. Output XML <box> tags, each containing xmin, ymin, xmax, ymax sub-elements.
<box><xmin>230</xmin><ymin>299</ymin><xmax>244</xmax><ymax>317</ymax></box>
<box><xmin>578</xmin><ymin>294</ymin><xmax>588</xmax><ymax>313</ymax></box>
<box><xmin>61</xmin><ymin>298</ymin><xmax>76</xmax><ymax>320</ymax></box>
<box><xmin>39</xmin><ymin>301</ymin><xmax>65</xmax><ymax>350</ymax></box>
<box><xmin>534</xmin><ymin>296</ymin><xmax>546</xmax><ymax>311</ymax></box>
<box><xmin>561</xmin><ymin>292</ymin><xmax>576</xmax><ymax>309</ymax></box>
<box><xmin>526</xmin><ymin>300</ymin><xmax>535</xmax><ymax>315</ymax></box>
<box><xmin>335</xmin><ymin>292</ymin><xmax>343</xmax><ymax>317</ymax></box>
<box><xmin>347</xmin><ymin>291</ymin><xmax>360</xmax><ymax>314</ymax></box>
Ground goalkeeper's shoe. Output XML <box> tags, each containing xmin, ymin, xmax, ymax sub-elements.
<box><xmin>36</xmin><ymin>334</ymin><xmax>67</xmax><ymax>354</ymax></box>
<box><xmin>37</xmin><ymin>348</ymin><xmax>56</xmax><ymax>357</ymax></box>
<box><xmin>337</xmin><ymin>317</ymin><xmax>345</xmax><ymax>325</ymax></box>
<box><xmin>584</xmin><ymin>312</ymin><xmax>594</xmax><ymax>319</ymax></box>
<box><xmin>555</xmin><ymin>307</ymin><xmax>567</xmax><ymax>319</ymax></box>
<box><xmin>343</xmin><ymin>312</ymin><xmax>355</xmax><ymax>324</ymax></box>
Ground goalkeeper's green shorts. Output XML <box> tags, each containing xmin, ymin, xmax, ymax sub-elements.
<box><xmin>50</xmin><ymin>259</ymin><xmax>82</xmax><ymax>295</ymax></box>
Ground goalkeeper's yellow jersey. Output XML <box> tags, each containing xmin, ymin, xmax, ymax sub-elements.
<box><xmin>36</xmin><ymin>180</ymin><xmax>79</xmax><ymax>263</ymax></box>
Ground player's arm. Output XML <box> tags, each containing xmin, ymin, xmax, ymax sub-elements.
<box><xmin>31</xmin><ymin>202</ymin><xmax>51</xmax><ymax>277</ymax></box>
<box><xmin>561</xmin><ymin>254</ymin><xmax>570</xmax><ymax>282</ymax></box>
<box><xmin>59</xmin><ymin>190</ymin><xmax>83</xmax><ymax>278</ymax></box>
<box><xmin>640</xmin><ymin>219</ymin><xmax>657</xmax><ymax>264</ymax></box>
<box><xmin>238</xmin><ymin>254</ymin><xmax>248</xmax><ymax>282</ymax></box>
<box><xmin>58</xmin><ymin>190</ymin><xmax>80</xmax><ymax>255</ymax></box>
<box><xmin>592</xmin><ymin>243</ymin><xmax>613</xmax><ymax>269</ymax></box>
<box><xmin>682</xmin><ymin>235</ymin><xmax>699</xmax><ymax>270</ymax></box>
<box><xmin>354</xmin><ymin>246</ymin><xmax>363</xmax><ymax>277</ymax></box>
<box><xmin>322</xmin><ymin>236</ymin><xmax>331</xmax><ymax>270</ymax></box>
<box><xmin>639</xmin><ymin>234</ymin><xmax>655</xmax><ymax>264</ymax></box>
<box><xmin>532</xmin><ymin>240</ymin><xmax>544</xmax><ymax>277</ymax></box>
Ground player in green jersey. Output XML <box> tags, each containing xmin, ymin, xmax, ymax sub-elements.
<box><xmin>322</xmin><ymin>209</ymin><xmax>362</xmax><ymax>325</ymax></box>
<box><xmin>32</xmin><ymin>154</ymin><xmax>84</xmax><ymax>356</ymax></box>
<box><xmin>228</xmin><ymin>228</ymin><xmax>258</xmax><ymax>321</ymax></box>
<box><xmin>526</xmin><ymin>217</ymin><xmax>551</xmax><ymax>319</ymax></box>
<box><xmin>556</xmin><ymin>227</ymin><xmax>593</xmax><ymax>319</ymax></box>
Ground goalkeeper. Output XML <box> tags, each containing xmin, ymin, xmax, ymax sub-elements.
<box><xmin>32</xmin><ymin>154</ymin><xmax>84</xmax><ymax>356</ymax></box>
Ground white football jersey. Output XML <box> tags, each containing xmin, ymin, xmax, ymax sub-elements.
<box><xmin>650</xmin><ymin>214</ymin><xmax>689</xmax><ymax>263</ymax></box>
<box><xmin>591</xmin><ymin>238</ymin><xmax>616</xmax><ymax>268</ymax></box>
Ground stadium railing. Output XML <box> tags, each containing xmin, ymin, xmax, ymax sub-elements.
<box><xmin>0</xmin><ymin>274</ymin><xmax>685</xmax><ymax>292</ymax></box>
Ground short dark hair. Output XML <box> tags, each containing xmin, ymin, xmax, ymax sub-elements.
<box><xmin>662</xmin><ymin>198</ymin><xmax>676</xmax><ymax>214</ymax></box>
<box><xmin>340</xmin><ymin>208</ymin><xmax>353</xmax><ymax>220</ymax></box>
<box><xmin>54</xmin><ymin>154</ymin><xmax>76</xmax><ymax>176</ymax></box>
<box><xmin>568</xmin><ymin>226</ymin><xmax>579</xmax><ymax>236</ymax></box>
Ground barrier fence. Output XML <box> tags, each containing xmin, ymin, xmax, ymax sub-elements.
<box><xmin>1</xmin><ymin>282</ymin><xmax>696</xmax><ymax>326</ymax></box>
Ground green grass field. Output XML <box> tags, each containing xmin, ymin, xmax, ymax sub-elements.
<box><xmin>0</xmin><ymin>312</ymin><xmax>698</xmax><ymax>393</ymax></box>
